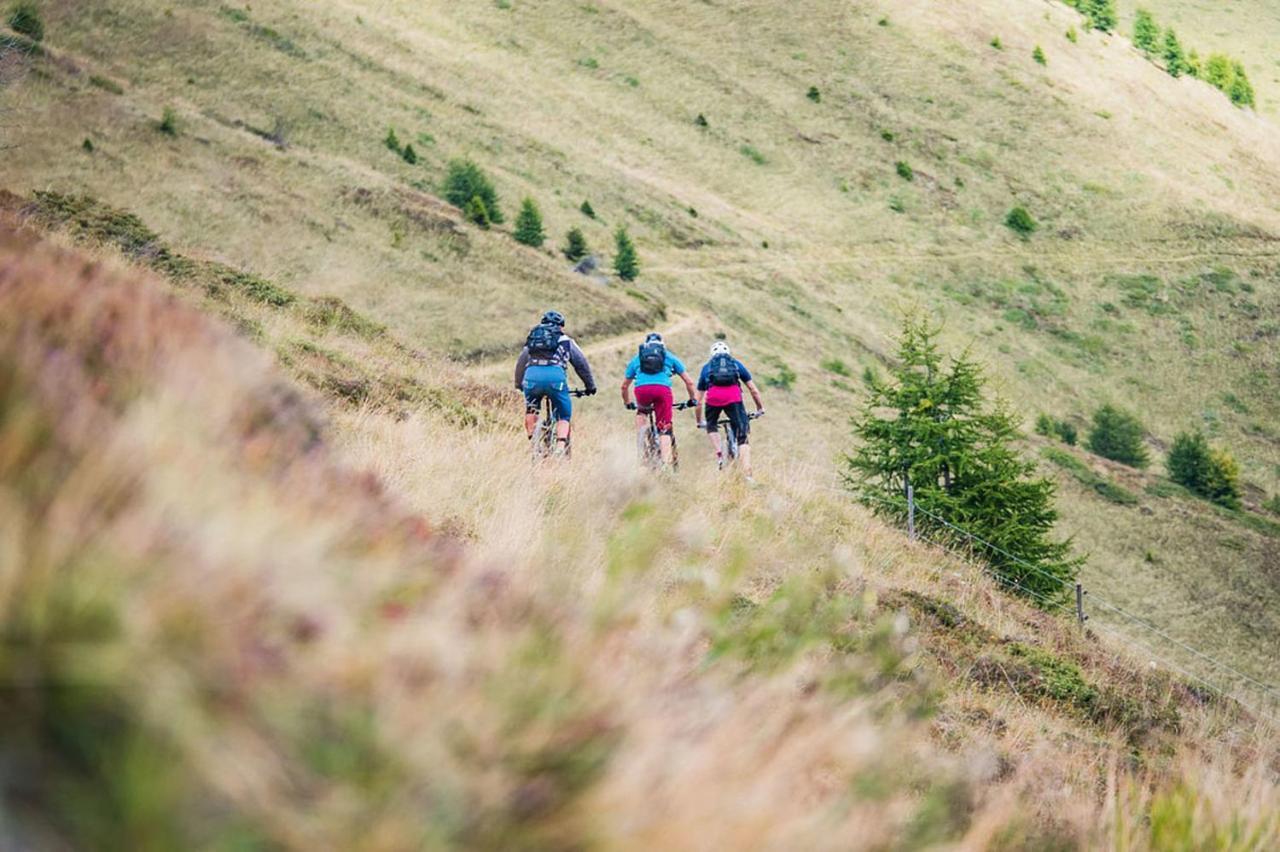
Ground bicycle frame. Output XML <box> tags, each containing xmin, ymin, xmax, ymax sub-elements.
<box><xmin>633</xmin><ymin>400</ymin><xmax>696</xmax><ymax>469</ymax></box>
<box><xmin>531</xmin><ymin>388</ymin><xmax>588</xmax><ymax>461</ymax></box>
<box><xmin>715</xmin><ymin>410</ymin><xmax>763</xmax><ymax>470</ymax></box>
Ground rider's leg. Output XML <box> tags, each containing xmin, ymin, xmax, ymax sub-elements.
<box><xmin>551</xmin><ymin>384</ymin><xmax>573</xmax><ymax>443</ymax></box>
<box><xmin>731</xmin><ymin>405</ymin><xmax>753</xmax><ymax>477</ymax></box>
<box><xmin>704</xmin><ymin>405</ymin><xmax>723</xmax><ymax>457</ymax></box>
<box><xmin>523</xmin><ymin>382</ymin><xmax>539</xmax><ymax>436</ymax></box>
<box><xmin>649</xmin><ymin>386</ymin><xmax>675</xmax><ymax>465</ymax></box>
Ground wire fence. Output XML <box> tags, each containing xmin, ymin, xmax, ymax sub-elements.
<box><xmin>835</xmin><ymin>480</ymin><xmax>1280</xmax><ymax>728</ymax></box>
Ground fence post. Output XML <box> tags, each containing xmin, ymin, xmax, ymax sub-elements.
<box><xmin>1075</xmin><ymin>583</ymin><xmax>1087</xmax><ymax>627</ymax></box>
<box><xmin>906</xmin><ymin>482</ymin><xmax>916</xmax><ymax>541</ymax></box>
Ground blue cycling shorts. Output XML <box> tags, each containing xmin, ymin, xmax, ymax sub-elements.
<box><xmin>523</xmin><ymin>365</ymin><xmax>572</xmax><ymax>422</ymax></box>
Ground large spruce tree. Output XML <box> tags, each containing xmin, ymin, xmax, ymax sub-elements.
<box><xmin>845</xmin><ymin>317</ymin><xmax>1080</xmax><ymax>606</ymax></box>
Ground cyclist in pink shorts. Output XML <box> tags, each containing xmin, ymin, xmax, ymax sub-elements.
<box><xmin>696</xmin><ymin>341</ymin><xmax>765</xmax><ymax>480</ymax></box>
<box><xmin>620</xmin><ymin>332</ymin><xmax>698</xmax><ymax>467</ymax></box>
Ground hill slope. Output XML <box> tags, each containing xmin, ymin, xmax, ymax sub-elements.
<box><xmin>5</xmin><ymin>0</ymin><xmax>1278</xmax><ymax>700</ymax></box>
<box><xmin>3</xmin><ymin>203</ymin><xmax>1279</xmax><ymax>849</ymax></box>
<box><xmin>3</xmin><ymin>0</ymin><xmax>1280</xmax><ymax>844</ymax></box>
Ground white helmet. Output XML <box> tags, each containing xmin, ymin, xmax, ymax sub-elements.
<box><xmin>709</xmin><ymin>341</ymin><xmax>731</xmax><ymax>357</ymax></box>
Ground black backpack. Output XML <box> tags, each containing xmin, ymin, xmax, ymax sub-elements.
<box><xmin>638</xmin><ymin>340</ymin><xmax>666</xmax><ymax>374</ymax></box>
<box><xmin>526</xmin><ymin>324</ymin><xmax>561</xmax><ymax>360</ymax></box>
<box><xmin>708</xmin><ymin>353</ymin><xmax>739</xmax><ymax>386</ymax></box>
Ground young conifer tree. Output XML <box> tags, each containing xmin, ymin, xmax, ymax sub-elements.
<box><xmin>614</xmin><ymin>226</ymin><xmax>639</xmax><ymax>281</ymax></box>
<box><xmin>1133</xmin><ymin>9</ymin><xmax>1159</xmax><ymax>54</ymax></box>
<box><xmin>563</xmin><ymin>227</ymin><xmax>588</xmax><ymax>262</ymax></box>
<box><xmin>1162</xmin><ymin>28</ymin><xmax>1185</xmax><ymax>76</ymax></box>
<box><xmin>513</xmin><ymin>198</ymin><xmax>546</xmax><ymax>247</ymax></box>
<box><xmin>845</xmin><ymin>317</ymin><xmax>1081</xmax><ymax>606</ymax></box>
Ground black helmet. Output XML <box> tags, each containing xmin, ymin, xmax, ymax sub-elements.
<box><xmin>645</xmin><ymin>331</ymin><xmax>664</xmax><ymax>343</ymax></box>
<box><xmin>541</xmin><ymin>310</ymin><xmax>566</xmax><ymax>327</ymax></box>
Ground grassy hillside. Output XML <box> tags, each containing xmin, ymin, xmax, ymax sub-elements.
<box><xmin>4</xmin><ymin>0</ymin><xmax>1278</xmax><ymax>699</ymax></box>
<box><xmin>3</xmin><ymin>0</ymin><xmax>1280</xmax><ymax>843</ymax></box>
<box><xmin>4</xmin><ymin>205</ymin><xmax>1280</xmax><ymax>849</ymax></box>
<box><xmin>1135</xmin><ymin>0</ymin><xmax>1280</xmax><ymax>116</ymax></box>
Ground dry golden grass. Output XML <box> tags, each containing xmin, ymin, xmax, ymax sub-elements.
<box><xmin>4</xmin><ymin>0</ymin><xmax>1280</xmax><ymax>844</ymax></box>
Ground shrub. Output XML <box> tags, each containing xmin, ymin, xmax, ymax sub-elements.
<box><xmin>580</xmin><ymin>200</ymin><xmax>596</xmax><ymax>218</ymax></box>
<box><xmin>1184</xmin><ymin>49</ymin><xmax>1202</xmax><ymax>79</ymax></box>
<box><xmin>400</xmin><ymin>143</ymin><xmax>418</xmax><ymax>165</ymax></box>
<box><xmin>694</xmin><ymin>113</ymin><xmax>708</xmax><ymax>128</ymax></box>
<box><xmin>563</xmin><ymin>227</ymin><xmax>588</xmax><ymax>262</ymax></box>
<box><xmin>1228</xmin><ymin>61</ymin><xmax>1255</xmax><ymax>108</ymax></box>
<box><xmin>443</xmin><ymin>159</ymin><xmax>503</xmax><ymax>223</ymax></box>
<box><xmin>513</xmin><ymin>197</ymin><xmax>545</xmax><ymax>247</ymax></box>
<box><xmin>1066</xmin><ymin>26</ymin><xmax>1078</xmax><ymax>43</ymax></box>
<box><xmin>821</xmin><ymin>358</ymin><xmax>851</xmax><ymax>377</ymax></box>
<box><xmin>1032</xmin><ymin>45</ymin><xmax>1046</xmax><ymax>65</ymax></box>
<box><xmin>1167</xmin><ymin>431</ymin><xmax>1242</xmax><ymax>508</ymax></box>
<box><xmin>7</xmin><ymin>0</ymin><xmax>42</xmax><ymax>41</ymax></box>
<box><xmin>806</xmin><ymin>85</ymin><xmax>821</xmax><ymax>103</ymax></box>
<box><xmin>613</xmin><ymin>226</ymin><xmax>639</xmax><ymax>281</ymax></box>
<box><xmin>1162</xmin><ymin>28</ymin><xmax>1185</xmax><ymax>76</ymax></box>
<box><xmin>1035</xmin><ymin>414</ymin><xmax>1078</xmax><ymax>446</ymax></box>
<box><xmin>1005</xmin><ymin>206</ymin><xmax>1037</xmax><ymax>237</ymax></box>
<box><xmin>846</xmin><ymin>317</ymin><xmax>1081</xmax><ymax>606</ymax></box>
<box><xmin>765</xmin><ymin>361</ymin><xmax>796</xmax><ymax>390</ymax></box>
<box><xmin>990</xmin><ymin>36</ymin><xmax>1002</xmax><ymax>50</ymax></box>
<box><xmin>1204</xmin><ymin>53</ymin><xmax>1233</xmax><ymax>90</ymax></box>
<box><xmin>157</xmin><ymin>107</ymin><xmax>179</xmax><ymax>137</ymax></box>
<box><xmin>463</xmin><ymin>195</ymin><xmax>491</xmax><ymax>229</ymax></box>
<box><xmin>384</xmin><ymin>127</ymin><xmax>401</xmax><ymax>154</ymax></box>
<box><xmin>82</xmin><ymin>138</ymin><xmax>94</xmax><ymax>153</ymax></box>
<box><xmin>1086</xmin><ymin>0</ymin><xmax>1116</xmax><ymax>32</ymax></box>
<box><xmin>1086</xmin><ymin>404</ymin><xmax>1149</xmax><ymax>468</ymax></box>
<box><xmin>1133</xmin><ymin>9</ymin><xmax>1159</xmax><ymax>55</ymax></box>
<box><xmin>895</xmin><ymin>161</ymin><xmax>914</xmax><ymax>181</ymax></box>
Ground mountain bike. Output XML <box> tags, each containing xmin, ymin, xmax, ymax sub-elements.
<box><xmin>531</xmin><ymin>388</ymin><xmax>589</xmax><ymax>461</ymax></box>
<box><xmin>715</xmin><ymin>410</ymin><xmax>764</xmax><ymax>470</ymax></box>
<box><xmin>632</xmin><ymin>399</ymin><xmax>697</xmax><ymax>469</ymax></box>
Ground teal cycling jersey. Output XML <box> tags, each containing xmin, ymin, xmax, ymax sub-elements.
<box><xmin>625</xmin><ymin>351</ymin><xmax>687</xmax><ymax>387</ymax></box>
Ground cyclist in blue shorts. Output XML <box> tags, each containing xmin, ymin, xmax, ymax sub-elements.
<box><xmin>514</xmin><ymin>310</ymin><xmax>597</xmax><ymax>451</ymax></box>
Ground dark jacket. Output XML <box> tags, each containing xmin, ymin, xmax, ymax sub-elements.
<box><xmin>514</xmin><ymin>335</ymin><xmax>596</xmax><ymax>392</ymax></box>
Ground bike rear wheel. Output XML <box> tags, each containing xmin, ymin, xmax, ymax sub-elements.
<box><xmin>721</xmin><ymin>423</ymin><xmax>739</xmax><ymax>467</ymax></box>
<box><xmin>532</xmin><ymin>399</ymin><xmax>556</xmax><ymax>460</ymax></box>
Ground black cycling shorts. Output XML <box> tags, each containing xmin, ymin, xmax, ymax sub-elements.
<box><xmin>704</xmin><ymin>402</ymin><xmax>749</xmax><ymax>444</ymax></box>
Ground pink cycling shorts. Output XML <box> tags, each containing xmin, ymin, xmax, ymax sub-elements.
<box><xmin>635</xmin><ymin>384</ymin><xmax>674</xmax><ymax>432</ymax></box>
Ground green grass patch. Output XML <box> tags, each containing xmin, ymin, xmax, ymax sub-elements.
<box><xmin>303</xmin><ymin>297</ymin><xmax>386</xmax><ymax>340</ymax></box>
<box><xmin>1042</xmin><ymin>448</ymin><xmax>1139</xmax><ymax>505</ymax></box>
<box><xmin>88</xmin><ymin>75</ymin><xmax>125</xmax><ymax>95</ymax></box>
